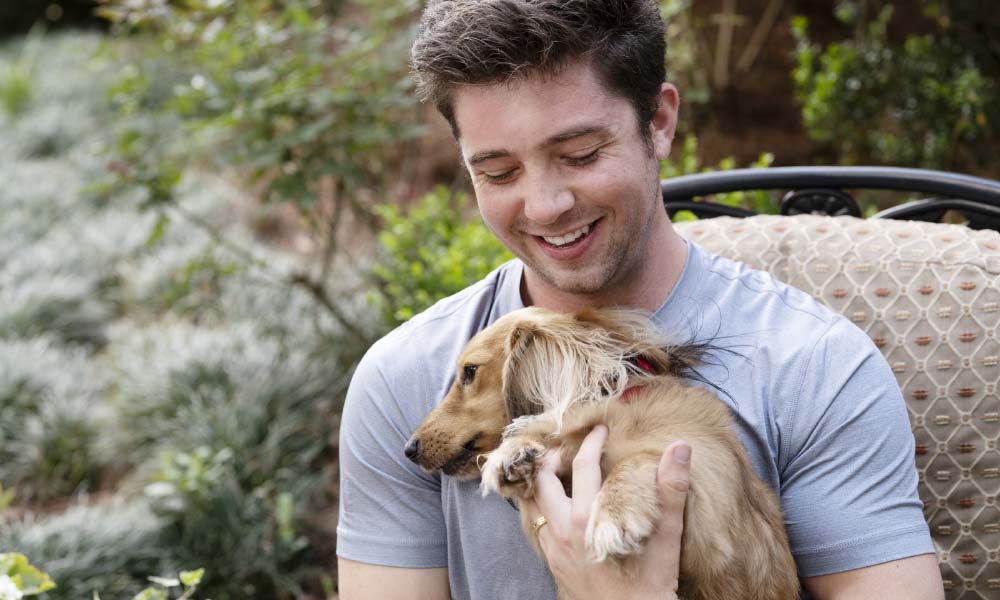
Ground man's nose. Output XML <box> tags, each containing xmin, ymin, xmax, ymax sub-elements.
<box><xmin>523</xmin><ymin>175</ymin><xmax>574</xmax><ymax>225</ymax></box>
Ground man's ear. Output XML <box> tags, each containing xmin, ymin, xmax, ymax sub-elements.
<box><xmin>502</xmin><ymin>323</ymin><xmax>544</xmax><ymax>420</ymax></box>
<box><xmin>650</xmin><ymin>82</ymin><xmax>680</xmax><ymax>160</ymax></box>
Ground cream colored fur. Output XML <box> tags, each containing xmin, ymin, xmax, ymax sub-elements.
<box><xmin>408</xmin><ymin>307</ymin><xmax>799</xmax><ymax>600</ymax></box>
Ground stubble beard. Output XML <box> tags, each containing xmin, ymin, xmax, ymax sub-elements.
<box><xmin>524</xmin><ymin>207</ymin><xmax>656</xmax><ymax>298</ymax></box>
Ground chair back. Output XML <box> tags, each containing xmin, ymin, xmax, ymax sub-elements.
<box><xmin>675</xmin><ymin>214</ymin><xmax>1000</xmax><ymax>598</ymax></box>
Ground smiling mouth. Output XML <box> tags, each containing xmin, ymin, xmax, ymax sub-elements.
<box><xmin>538</xmin><ymin>219</ymin><xmax>599</xmax><ymax>249</ymax></box>
<box><xmin>441</xmin><ymin>434</ymin><xmax>482</xmax><ymax>476</ymax></box>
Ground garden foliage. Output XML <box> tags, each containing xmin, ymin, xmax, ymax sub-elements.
<box><xmin>792</xmin><ymin>0</ymin><xmax>999</xmax><ymax>170</ymax></box>
<box><xmin>0</xmin><ymin>32</ymin><xmax>353</xmax><ymax>599</ymax></box>
<box><xmin>94</xmin><ymin>0</ymin><xmax>421</xmax><ymax>350</ymax></box>
<box><xmin>0</xmin><ymin>553</ymin><xmax>56</xmax><ymax>597</ymax></box>
<box><xmin>370</xmin><ymin>187</ymin><xmax>513</xmax><ymax>327</ymax></box>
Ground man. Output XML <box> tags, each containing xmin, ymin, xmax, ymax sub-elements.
<box><xmin>337</xmin><ymin>1</ymin><xmax>942</xmax><ymax>598</ymax></box>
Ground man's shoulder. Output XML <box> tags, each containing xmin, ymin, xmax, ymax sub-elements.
<box><xmin>681</xmin><ymin>244</ymin><xmax>842</xmax><ymax>337</ymax></box>
<box><xmin>688</xmin><ymin>244</ymin><xmax>873</xmax><ymax>369</ymax></box>
<box><xmin>706</xmin><ymin>249</ymin><xmax>834</xmax><ymax>322</ymax></box>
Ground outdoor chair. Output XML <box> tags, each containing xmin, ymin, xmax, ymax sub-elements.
<box><xmin>665</xmin><ymin>166</ymin><xmax>1000</xmax><ymax>599</ymax></box>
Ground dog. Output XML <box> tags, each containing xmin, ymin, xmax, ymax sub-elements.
<box><xmin>404</xmin><ymin>307</ymin><xmax>799</xmax><ymax>600</ymax></box>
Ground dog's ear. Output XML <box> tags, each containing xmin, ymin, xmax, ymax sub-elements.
<box><xmin>502</xmin><ymin>313</ymin><xmax>632</xmax><ymax>420</ymax></box>
<box><xmin>502</xmin><ymin>322</ymin><xmax>545</xmax><ymax>420</ymax></box>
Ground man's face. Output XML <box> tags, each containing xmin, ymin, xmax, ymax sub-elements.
<box><xmin>452</xmin><ymin>61</ymin><xmax>677</xmax><ymax>305</ymax></box>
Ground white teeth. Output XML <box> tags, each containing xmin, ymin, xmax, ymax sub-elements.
<box><xmin>543</xmin><ymin>224</ymin><xmax>590</xmax><ymax>247</ymax></box>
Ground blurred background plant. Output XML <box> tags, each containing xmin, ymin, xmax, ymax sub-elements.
<box><xmin>792</xmin><ymin>0</ymin><xmax>1000</xmax><ymax>170</ymax></box>
<box><xmin>0</xmin><ymin>552</ymin><xmax>56</xmax><ymax>597</ymax></box>
<box><xmin>370</xmin><ymin>187</ymin><xmax>514</xmax><ymax>327</ymax></box>
<box><xmin>0</xmin><ymin>27</ymin><xmax>348</xmax><ymax>599</ymax></box>
<box><xmin>0</xmin><ymin>27</ymin><xmax>38</xmax><ymax>117</ymax></box>
<box><xmin>94</xmin><ymin>0</ymin><xmax>422</xmax><ymax>351</ymax></box>
<box><xmin>0</xmin><ymin>0</ymin><xmax>997</xmax><ymax>598</ymax></box>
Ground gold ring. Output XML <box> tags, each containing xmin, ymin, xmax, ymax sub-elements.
<box><xmin>532</xmin><ymin>515</ymin><xmax>548</xmax><ymax>534</ymax></box>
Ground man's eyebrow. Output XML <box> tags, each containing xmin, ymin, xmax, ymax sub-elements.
<box><xmin>467</xmin><ymin>149</ymin><xmax>511</xmax><ymax>167</ymax></box>
<box><xmin>542</xmin><ymin>125</ymin><xmax>611</xmax><ymax>147</ymax></box>
<box><xmin>466</xmin><ymin>125</ymin><xmax>612</xmax><ymax>167</ymax></box>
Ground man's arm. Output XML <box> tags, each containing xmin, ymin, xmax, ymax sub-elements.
<box><xmin>337</xmin><ymin>558</ymin><xmax>450</xmax><ymax>600</ymax></box>
<box><xmin>336</xmin><ymin>346</ymin><xmax>451</xmax><ymax>594</ymax></box>
<box><xmin>802</xmin><ymin>554</ymin><xmax>943</xmax><ymax>599</ymax></box>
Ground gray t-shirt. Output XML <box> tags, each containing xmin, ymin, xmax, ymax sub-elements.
<box><xmin>336</xmin><ymin>241</ymin><xmax>933</xmax><ymax>599</ymax></box>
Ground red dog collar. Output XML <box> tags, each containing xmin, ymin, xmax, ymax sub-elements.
<box><xmin>620</xmin><ymin>355</ymin><xmax>655</xmax><ymax>403</ymax></box>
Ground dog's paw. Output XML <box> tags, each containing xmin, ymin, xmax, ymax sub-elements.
<box><xmin>479</xmin><ymin>438</ymin><xmax>545</xmax><ymax>498</ymax></box>
<box><xmin>585</xmin><ymin>493</ymin><xmax>656</xmax><ymax>562</ymax></box>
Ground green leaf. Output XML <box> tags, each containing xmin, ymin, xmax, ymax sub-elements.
<box><xmin>0</xmin><ymin>553</ymin><xmax>57</xmax><ymax>594</ymax></box>
<box><xmin>131</xmin><ymin>587</ymin><xmax>168</xmax><ymax>600</ymax></box>
<box><xmin>144</xmin><ymin>212</ymin><xmax>170</xmax><ymax>248</ymax></box>
<box><xmin>179</xmin><ymin>568</ymin><xmax>205</xmax><ymax>588</ymax></box>
<box><xmin>672</xmin><ymin>210</ymin><xmax>698</xmax><ymax>222</ymax></box>
<box><xmin>147</xmin><ymin>575</ymin><xmax>180</xmax><ymax>587</ymax></box>
<box><xmin>0</xmin><ymin>483</ymin><xmax>13</xmax><ymax>512</ymax></box>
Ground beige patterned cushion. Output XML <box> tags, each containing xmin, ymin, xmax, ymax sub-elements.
<box><xmin>674</xmin><ymin>215</ymin><xmax>1000</xmax><ymax>598</ymax></box>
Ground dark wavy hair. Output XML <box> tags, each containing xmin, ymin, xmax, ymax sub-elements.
<box><xmin>411</xmin><ymin>0</ymin><xmax>667</xmax><ymax>141</ymax></box>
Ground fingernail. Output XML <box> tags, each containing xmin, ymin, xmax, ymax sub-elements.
<box><xmin>673</xmin><ymin>443</ymin><xmax>691</xmax><ymax>464</ymax></box>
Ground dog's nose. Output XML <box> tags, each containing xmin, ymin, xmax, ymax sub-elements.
<box><xmin>404</xmin><ymin>438</ymin><xmax>421</xmax><ymax>463</ymax></box>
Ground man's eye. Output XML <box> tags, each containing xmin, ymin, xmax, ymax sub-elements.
<box><xmin>462</xmin><ymin>364</ymin><xmax>479</xmax><ymax>385</ymax></box>
<box><xmin>565</xmin><ymin>149</ymin><xmax>600</xmax><ymax>166</ymax></box>
<box><xmin>482</xmin><ymin>169</ymin><xmax>516</xmax><ymax>184</ymax></box>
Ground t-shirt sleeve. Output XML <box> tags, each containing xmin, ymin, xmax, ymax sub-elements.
<box><xmin>336</xmin><ymin>345</ymin><xmax>449</xmax><ymax>567</ymax></box>
<box><xmin>778</xmin><ymin>317</ymin><xmax>934</xmax><ymax>577</ymax></box>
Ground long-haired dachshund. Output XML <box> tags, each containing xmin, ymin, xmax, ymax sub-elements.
<box><xmin>404</xmin><ymin>307</ymin><xmax>799</xmax><ymax>600</ymax></box>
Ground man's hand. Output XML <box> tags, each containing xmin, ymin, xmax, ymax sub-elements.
<box><xmin>523</xmin><ymin>425</ymin><xmax>691</xmax><ymax>600</ymax></box>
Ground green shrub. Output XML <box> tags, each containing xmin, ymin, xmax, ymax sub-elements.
<box><xmin>0</xmin><ymin>28</ymin><xmax>41</xmax><ymax>118</ymax></box>
<box><xmin>0</xmin><ymin>501</ymin><xmax>174</xmax><ymax>599</ymax></box>
<box><xmin>0</xmin><ymin>340</ymin><xmax>113</xmax><ymax>502</ymax></box>
<box><xmin>144</xmin><ymin>447</ymin><xmax>312</xmax><ymax>600</ymax></box>
<box><xmin>0</xmin><ymin>61</ymin><xmax>32</xmax><ymax>116</ymax></box>
<box><xmin>792</xmin><ymin>2</ymin><xmax>999</xmax><ymax>170</ymax></box>
<box><xmin>370</xmin><ymin>186</ymin><xmax>514</xmax><ymax>328</ymax></box>
<box><xmin>98</xmin><ymin>0</ymin><xmax>421</xmax><ymax>210</ymax></box>
<box><xmin>102</xmin><ymin>321</ymin><xmax>338</xmax><ymax>598</ymax></box>
<box><xmin>0</xmin><ymin>29</ymin><xmax>348</xmax><ymax>600</ymax></box>
<box><xmin>92</xmin><ymin>2</ymin><xmax>406</xmax><ymax>348</ymax></box>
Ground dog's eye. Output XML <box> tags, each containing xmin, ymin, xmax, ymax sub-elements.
<box><xmin>462</xmin><ymin>364</ymin><xmax>479</xmax><ymax>385</ymax></box>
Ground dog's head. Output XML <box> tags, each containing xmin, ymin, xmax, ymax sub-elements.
<box><xmin>403</xmin><ymin>307</ymin><xmax>704</xmax><ymax>478</ymax></box>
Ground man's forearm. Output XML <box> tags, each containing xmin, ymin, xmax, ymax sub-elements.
<box><xmin>337</xmin><ymin>558</ymin><xmax>450</xmax><ymax>600</ymax></box>
<box><xmin>802</xmin><ymin>554</ymin><xmax>944</xmax><ymax>600</ymax></box>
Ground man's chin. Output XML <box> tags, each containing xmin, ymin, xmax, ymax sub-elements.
<box><xmin>525</xmin><ymin>262</ymin><xmax>612</xmax><ymax>297</ymax></box>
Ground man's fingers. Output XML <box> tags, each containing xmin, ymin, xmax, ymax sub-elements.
<box><xmin>646</xmin><ymin>440</ymin><xmax>691</xmax><ymax>558</ymax></box>
<box><xmin>571</xmin><ymin>425</ymin><xmax>607</xmax><ymax>511</ymax></box>
<box><xmin>659</xmin><ymin>440</ymin><xmax>691</xmax><ymax>499</ymax></box>
<box><xmin>533</xmin><ymin>447</ymin><xmax>568</xmax><ymax>520</ymax></box>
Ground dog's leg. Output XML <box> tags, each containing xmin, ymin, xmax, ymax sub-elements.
<box><xmin>480</xmin><ymin>414</ymin><xmax>557</xmax><ymax>499</ymax></box>
<box><xmin>585</xmin><ymin>451</ymin><xmax>661</xmax><ymax>562</ymax></box>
